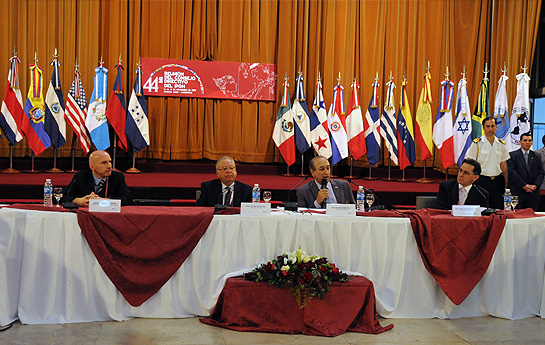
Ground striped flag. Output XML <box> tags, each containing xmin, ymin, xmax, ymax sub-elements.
<box><xmin>292</xmin><ymin>73</ymin><xmax>311</xmax><ymax>153</ymax></box>
<box><xmin>0</xmin><ymin>55</ymin><xmax>24</xmax><ymax>146</ymax></box>
<box><xmin>453</xmin><ymin>77</ymin><xmax>472</xmax><ymax>166</ymax></box>
<box><xmin>327</xmin><ymin>83</ymin><xmax>348</xmax><ymax>165</ymax></box>
<box><xmin>432</xmin><ymin>78</ymin><xmax>455</xmax><ymax>169</ymax></box>
<box><xmin>507</xmin><ymin>72</ymin><xmax>531</xmax><ymax>151</ymax></box>
<box><xmin>415</xmin><ymin>71</ymin><xmax>433</xmax><ymax>161</ymax></box>
<box><xmin>86</xmin><ymin>66</ymin><xmax>110</xmax><ymax>150</ymax></box>
<box><xmin>44</xmin><ymin>54</ymin><xmax>66</xmax><ymax>149</ymax></box>
<box><xmin>65</xmin><ymin>68</ymin><xmax>92</xmax><ymax>154</ymax></box>
<box><xmin>272</xmin><ymin>78</ymin><xmax>296</xmax><ymax>166</ymax></box>
<box><xmin>106</xmin><ymin>62</ymin><xmax>128</xmax><ymax>151</ymax></box>
<box><xmin>380</xmin><ymin>79</ymin><xmax>398</xmax><ymax>165</ymax></box>
<box><xmin>364</xmin><ymin>79</ymin><xmax>381</xmax><ymax>166</ymax></box>
<box><xmin>396</xmin><ymin>79</ymin><xmax>416</xmax><ymax>170</ymax></box>
<box><xmin>346</xmin><ymin>80</ymin><xmax>366</xmax><ymax>160</ymax></box>
<box><xmin>309</xmin><ymin>79</ymin><xmax>332</xmax><ymax>158</ymax></box>
<box><xmin>493</xmin><ymin>74</ymin><xmax>510</xmax><ymax>141</ymax></box>
<box><xmin>472</xmin><ymin>76</ymin><xmax>489</xmax><ymax>140</ymax></box>
<box><xmin>23</xmin><ymin>63</ymin><xmax>51</xmax><ymax>155</ymax></box>
<box><xmin>126</xmin><ymin>63</ymin><xmax>150</xmax><ymax>152</ymax></box>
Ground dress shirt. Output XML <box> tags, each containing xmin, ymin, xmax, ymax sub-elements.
<box><xmin>312</xmin><ymin>180</ymin><xmax>338</xmax><ymax>208</ymax></box>
<box><xmin>465</xmin><ymin>136</ymin><xmax>509</xmax><ymax>176</ymax></box>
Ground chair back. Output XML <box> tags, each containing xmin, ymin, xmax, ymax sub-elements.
<box><xmin>416</xmin><ymin>196</ymin><xmax>438</xmax><ymax>210</ymax></box>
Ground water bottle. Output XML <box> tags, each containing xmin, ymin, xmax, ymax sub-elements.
<box><xmin>357</xmin><ymin>186</ymin><xmax>365</xmax><ymax>211</ymax></box>
<box><xmin>503</xmin><ymin>188</ymin><xmax>512</xmax><ymax>211</ymax></box>
<box><xmin>252</xmin><ymin>184</ymin><xmax>260</xmax><ymax>203</ymax></box>
<box><xmin>44</xmin><ymin>179</ymin><xmax>53</xmax><ymax>207</ymax></box>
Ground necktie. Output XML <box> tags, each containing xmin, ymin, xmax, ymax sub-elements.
<box><xmin>459</xmin><ymin>187</ymin><xmax>467</xmax><ymax>205</ymax></box>
<box><xmin>97</xmin><ymin>179</ymin><xmax>106</xmax><ymax>196</ymax></box>
<box><xmin>224</xmin><ymin>187</ymin><xmax>232</xmax><ymax>207</ymax></box>
<box><xmin>524</xmin><ymin>151</ymin><xmax>529</xmax><ymax>166</ymax></box>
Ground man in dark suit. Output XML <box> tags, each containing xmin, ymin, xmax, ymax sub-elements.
<box><xmin>62</xmin><ymin>150</ymin><xmax>133</xmax><ymax>206</ymax></box>
<box><xmin>296</xmin><ymin>156</ymin><xmax>355</xmax><ymax>208</ymax></box>
<box><xmin>437</xmin><ymin>158</ymin><xmax>489</xmax><ymax>210</ymax></box>
<box><xmin>196</xmin><ymin>156</ymin><xmax>252</xmax><ymax>207</ymax></box>
<box><xmin>507</xmin><ymin>132</ymin><xmax>544</xmax><ymax>210</ymax></box>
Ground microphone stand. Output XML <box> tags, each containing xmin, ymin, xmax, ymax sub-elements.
<box><xmin>284</xmin><ymin>176</ymin><xmax>309</xmax><ymax>211</ymax></box>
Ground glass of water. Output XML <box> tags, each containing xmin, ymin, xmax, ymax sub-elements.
<box><xmin>365</xmin><ymin>193</ymin><xmax>375</xmax><ymax>211</ymax></box>
<box><xmin>53</xmin><ymin>187</ymin><xmax>63</xmax><ymax>207</ymax></box>
<box><xmin>511</xmin><ymin>195</ymin><xmax>519</xmax><ymax>210</ymax></box>
<box><xmin>263</xmin><ymin>191</ymin><xmax>271</xmax><ymax>203</ymax></box>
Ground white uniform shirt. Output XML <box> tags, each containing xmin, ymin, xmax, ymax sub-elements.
<box><xmin>465</xmin><ymin>136</ymin><xmax>509</xmax><ymax>177</ymax></box>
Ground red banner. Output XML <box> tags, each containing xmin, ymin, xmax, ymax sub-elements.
<box><xmin>141</xmin><ymin>58</ymin><xmax>276</xmax><ymax>101</ymax></box>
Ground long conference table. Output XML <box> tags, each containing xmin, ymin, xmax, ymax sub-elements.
<box><xmin>1</xmin><ymin>206</ymin><xmax>545</xmax><ymax>326</ymax></box>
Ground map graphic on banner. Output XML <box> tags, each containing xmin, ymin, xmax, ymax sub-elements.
<box><xmin>141</xmin><ymin>58</ymin><xmax>276</xmax><ymax>101</ymax></box>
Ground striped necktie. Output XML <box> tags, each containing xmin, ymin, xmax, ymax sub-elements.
<box><xmin>224</xmin><ymin>187</ymin><xmax>232</xmax><ymax>207</ymax></box>
<box><xmin>459</xmin><ymin>187</ymin><xmax>467</xmax><ymax>205</ymax></box>
<box><xmin>97</xmin><ymin>179</ymin><xmax>106</xmax><ymax>196</ymax></box>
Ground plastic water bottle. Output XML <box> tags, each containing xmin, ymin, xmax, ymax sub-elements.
<box><xmin>252</xmin><ymin>184</ymin><xmax>260</xmax><ymax>203</ymax></box>
<box><xmin>357</xmin><ymin>186</ymin><xmax>365</xmax><ymax>211</ymax></box>
<box><xmin>503</xmin><ymin>188</ymin><xmax>512</xmax><ymax>211</ymax></box>
<box><xmin>44</xmin><ymin>179</ymin><xmax>53</xmax><ymax>207</ymax></box>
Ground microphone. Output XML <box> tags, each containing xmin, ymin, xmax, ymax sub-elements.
<box><xmin>214</xmin><ymin>187</ymin><xmax>229</xmax><ymax>213</ymax></box>
<box><xmin>320</xmin><ymin>179</ymin><xmax>328</xmax><ymax>209</ymax></box>
<box><xmin>284</xmin><ymin>176</ymin><xmax>310</xmax><ymax>211</ymax></box>
<box><xmin>473</xmin><ymin>184</ymin><xmax>496</xmax><ymax>215</ymax></box>
<box><xmin>346</xmin><ymin>178</ymin><xmax>383</xmax><ymax>210</ymax></box>
<box><xmin>61</xmin><ymin>177</ymin><xmax>79</xmax><ymax>209</ymax></box>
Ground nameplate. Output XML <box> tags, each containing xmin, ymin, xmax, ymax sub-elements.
<box><xmin>452</xmin><ymin>205</ymin><xmax>481</xmax><ymax>217</ymax></box>
<box><xmin>240</xmin><ymin>202</ymin><xmax>271</xmax><ymax>216</ymax></box>
<box><xmin>89</xmin><ymin>199</ymin><xmax>121</xmax><ymax>213</ymax></box>
<box><xmin>326</xmin><ymin>204</ymin><xmax>356</xmax><ymax>217</ymax></box>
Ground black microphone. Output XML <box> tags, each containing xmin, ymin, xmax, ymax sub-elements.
<box><xmin>214</xmin><ymin>187</ymin><xmax>229</xmax><ymax>213</ymax></box>
<box><xmin>62</xmin><ymin>177</ymin><xmax>79</xmax><ymax>209</ymax></box>
<box><xmin>284</xmin><ymin>176</ymin><xmax>310</xmax><ymax>211</ymax></box>
<box><xmin>320</xmin><ymin>179</ymin><xmax>328</xmax><ymax>209</ymax></box>
<box><xmin>473</xmin><ymin>184</ymin><xmax>495</xmax><ymax>215</ymax></box>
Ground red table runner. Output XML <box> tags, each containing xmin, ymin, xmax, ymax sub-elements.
<box><xmin>201</xmin><ymin>276</ymin><xmax>393</xmax><ymax>337</ymax></box>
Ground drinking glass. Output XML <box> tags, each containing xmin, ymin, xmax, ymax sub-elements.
<box><xmin>53</xmin><ymin>187</ymin><xmax>63</xmax><ymax>207</ymax></box>
<box><xmin>263</xmin><ymin>191</ymin><xmax>272</xmax><ymax>203</ymax></box>
<box><xmin>511</xmin><ymin>195</ymin><xmax>519</xmax><ymax>210</ymax></box>
<box><xmin>365</xmin><ymin>193</ymin><xmax>375</xmax><ymax>211</ymax></box>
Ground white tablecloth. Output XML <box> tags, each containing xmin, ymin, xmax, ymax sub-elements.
<box><xmin>1</xmin><ymin>208</ymin><xmax>544</xmax><ymax>325</ymax></box>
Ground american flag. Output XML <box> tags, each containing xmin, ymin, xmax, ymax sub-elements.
<box><xmin>65</xmin><ymin>70</ymin><xmax>92</xmax><ymax>153</ymax></box>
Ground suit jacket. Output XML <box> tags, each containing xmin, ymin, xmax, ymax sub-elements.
<box><xmin>437</xmin><ymin>180</ymin><xmax>489</xmax><ymax>210</ymax></box>
<box><xmin>196</xmin><ymin>179</ymin><xmax>252</xmax><ymax>207</ymax></box>
<box><xmin>61</xmin><ymin>170</ymin><xmax>133</xmax><ymax>206</ymax></box>
<box><xmin>507</xmin><ymin>148</ymin><xmax>545</xmax><ymax>196</ymax></box>
<box><xmin>534</xmin><ymin>147</ymin><xmax>545</xmax><ymax>189</ymax></box>
<box><xmin>296</xmin><ymin>179</ymin><xmax>355</xmax><ymax>208</ymax></box>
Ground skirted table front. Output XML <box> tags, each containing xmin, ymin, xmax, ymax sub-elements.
<box><xmin>201</xmin><ymin>276</ymin><xmax>394</xmax><ymax>337</ymax></box>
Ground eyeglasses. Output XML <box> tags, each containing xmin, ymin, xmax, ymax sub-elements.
<box><xmin>458</xmin><ymin>168</ymin><xmax>474</xmax><ymax>176</ymax></box>
<box><xmin>217</xmin><ymin>166</ymin><xmax>236</xmax><ymax>172</ymax></box>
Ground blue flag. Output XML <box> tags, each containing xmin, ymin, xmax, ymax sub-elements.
<box><xmin>126</xmin><ymin>64</ymin><xmax>150</xmax><ymax>152</ymax></box>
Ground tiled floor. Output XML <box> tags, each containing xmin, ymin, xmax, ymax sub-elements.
<box><xmin>1</xmin><ymin>316</ymin><xmax>545</xmax><ymax>345</ymax></box>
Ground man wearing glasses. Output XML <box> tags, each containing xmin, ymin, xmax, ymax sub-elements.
<box><xmin>437</xmin><ymin>158</ymin><xmax>489</xmax><ymax>210</ymax></box>
<box><xmin>196</xmin><ymin>156</ymin><xmax>252</xmax><ymax>207</ymax></box>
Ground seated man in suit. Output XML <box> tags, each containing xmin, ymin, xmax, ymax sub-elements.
<box><xmin>437</xmin><ymin>158</ymin><xmax>489</xmax><ymax>210</ymax></box>
<box><xmin>507</xmin><ymin>132</ymin><xmax>544</xmax><ymax>210</ymax></box>
<box><xmin>62</xmin><ymin>150</ymin><xmax>133</xmax><ymax>206</ymax></box>
<box><xmin>196</xmin><ymin>156</ymin><xmax>252</xmax><ymax>207</ymax></box>
<box><xmin>296</xmin><ymin>156</ymin><xmax>355</xmax><ymax>208</ymax></box>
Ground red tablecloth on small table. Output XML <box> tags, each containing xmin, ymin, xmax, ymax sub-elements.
<box><xmin>200</xmin><ymin>276</ymin><xmax>394</xmax><ymax>337</ymax></box>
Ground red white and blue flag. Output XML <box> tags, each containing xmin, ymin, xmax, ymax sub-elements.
<box><xmin>126</xmin><ymin>63</ymin><xmax>150</xmax><ymax>152</ymax></box>
<box><xmin>432</xmin><ymin>78</ymin><xmax>455</xmax><ymax>169</ymax></box>
<box><xmin>292</xmin><ymin>73</ymin><xmax>311</xmax><ymax>153</ymax></box>
<box><xmin>309</xmin><ymin>79</ymin><xmax>331</xmax><ymax>158</ymax></box>
<box><xmin>272</xmin><ymin>78</ymin><xmax>296</xmax><ymax>166</ymax></box>
<box><xmin>106</xmin><ymin>62</ymin><xmax>128</xmax><ymax>151</ymax></box>
<box><xmin>23</xmin><ymin>63</ymin><xmax>51</xmax><ymax>155</ymax></box>
<box><xmin>346</xmin><ymin>80</ymin><xmax>366</xmax><ymax>160</ymax></box>
<box><xmin>327</xmin><ymin>82</ymin><xmax>348</xmax><ymax>165</ymax></box>
<box><xmin>364</xmin><ymin>79</ymin><xmax>381</xmax><ymax>166</ymax></box>
<box><xmin>44</xmin><ymin>53</ymin><xmax>66</xmax><ymax>149</ymax></box>
<box><xmin>380</xmin><ymin>79</ymin><xmax>398</xmax><ymax>165</ymax></box>
<box><xmin>0</xmin><ymin>55</ymin><xmax>24</xmax><ymax>146</ymax></box>
<box><xmin>65</xmin><ymin>67</ymin><xmax>92</xmax><ymax>154</ymax></box>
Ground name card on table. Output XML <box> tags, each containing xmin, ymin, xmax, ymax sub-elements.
<box><xmin>452</xmin><ymin>205</ymin><xmax>482</xmax><ymax>217</ymax></box>
<box><xmin>326</xmin><ymin>204</ymin><xmax>356</xmax><ymax>217</ymax></box>
<box><xmin>240</xmin><ymin>202</ymin><xmax>271</xmax><ymax>216</ymax></box>
<box><xmin>89</xmin><ymin>199</ymin><xmax>121</xmax><ymax>213</ymax></box>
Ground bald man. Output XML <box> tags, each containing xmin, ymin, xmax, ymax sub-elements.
<box><xmin>61</xmin><ymin>150</ymin><xmax>133</xmax><ymax>206</ymax></box>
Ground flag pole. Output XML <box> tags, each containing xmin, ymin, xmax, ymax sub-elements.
<box><xmin>112</xmin><ymin>136</ymin><xmax>121</xmax><ymax>172</ymax></box>
<box><xmin>46</xmin><ymin>148</ymin><xmax>63</xmax><ymax>173</ymax></box>
<box><xmin>126</xmin><ymin>148</ymin><xmax>141</xmax><ymax>174</ymax></box>
<box><xmin>417</xmin><ymin>62</ymin><xmax>432</xmax><ymax>183</ymax></box>
<box><xmin>2</xmin><ymin>145</ymin><xmax>20</xmax><ymax>174</ymax></box>
<box><xmin>364</xmin><ymin>72</ymin><xmax>380</xmax><ymax>181</ymax></box>
<box><xmin>29</xmin><ymin>152</ymin><xmax>39</xmax><ymax>173</ymax></box>
<box><xmin>344</xmin><ymin>74</ymin><xmax>358</xmax><ymax>179</ymax></box>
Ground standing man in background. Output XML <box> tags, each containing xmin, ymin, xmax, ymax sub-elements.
<box><xmin>465</xmin><ymin>117</ymin><xmax>509</xmax><ymax>210</ymax></box>
<box><xmin>507</xmin><ymin>132</ymin><xmax>544</xmax><ymax>210</ymax></box>
<box><xmin>534</xmin><ymin>134</ymin><xmax>545</xmax><ymax>190</ymax></box>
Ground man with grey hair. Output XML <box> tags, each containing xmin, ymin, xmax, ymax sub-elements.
<box><xmin>196</xmin><ymin>156</ymin><xmax>252</xmax><ymax>207</ymax></box>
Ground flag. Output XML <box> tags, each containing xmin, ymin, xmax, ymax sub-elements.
<box><xmin>86</xmin><ymin>66</ymin><xmax>110</xmax><ymax>150</ymax></box>
<box><xmin>310</xmin><ymin>79</ymin><xmax>332</xmax><ymax>158</ymax></box>
<box><xmin>493</xmin><ymin>74</ymin><xmax>510</xmax><ymax>141</ymax></box>
<box><xmin>396</xmin><ymin>79</ymin><xmax>416</xmax><ymax>170</ymax></box>
<box><xmin>22</xmin><ymin>63</ymin><xmax>51</xmax><ymax>155</ymax></box>
<box><xmin>364</xmin><ymin>79</ymin><xmax>381</xmax><ymax>166</ymax></box>
<box><xmin>432</xmin><ymin>78</ymin><xmax>455</xmax><ymax>169</ymax></box>
<box><xmin>415</xmin><ymin>71</ymin><xmax>433</xmax><ymax>161</ymax></box>
<box><xmin>380</xmin><ymin>79</ymin><xmax>398</xmax><ymax>165</ymax></box>
<box><xmin>65</xmin><ymin>68</ymin><xmax>92</xmax><ymax>154</ymax></box>
<box><xmin>272</xmin><ymin>78</ymin><xmax>296</xmax><ymax>166</ymax></box>
<box><xmin>44</xmin><ymin>54</ymin><xmax>66</xmax><ymax>149</ymax></box>
<box><xmin>346</xmin><ymin>80</ymin><xmax>366</xmax><ymax>160</ymax></box>
<box><xmin>507</xmin><ymin>72</ymin><xmax>531</xmax><ymax>151</ymax></box>
<box><xmin>472</xmin><ymin>76</ymin><xmax>489</xmax><ymax>140</ymax></box>
<box><xmin>126</xmin><ymin>64</ymin><xmax>150</xmax><ymax>152</ymax></box>
<box><xmin>453</xmin><ymin>77</ymin><xmax>473</xmax><ymax>167</ymax></box>
<box><xmin>291</xmin><ymin>73</ymin><xmax>311</xmax><ymax>153</ymax></box>
<box><xmin>327</xmin><ymin>83</ymin><xmax>348</xmax><ymax>165</ymax></box>
<box><xmin>106</xmin><ymin>62</ymin><xmax>128</xmax><ymax>151</ymax></box>
<box><xmin>0</xmin><ymin>55</ymin><xmax>24</xmax><ymax>146</ymax></box>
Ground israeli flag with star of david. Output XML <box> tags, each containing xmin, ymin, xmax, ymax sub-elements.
<box><xmin>453</xmin><ymin>77</ymin><xmax>472</xmax><ymax>166</ymax></box>
<box><xmin>126</xmin><ymin>65</ymin><xmax>150</xmax><ymax>152</ymax></box>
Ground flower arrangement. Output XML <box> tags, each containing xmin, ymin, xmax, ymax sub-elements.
<box><xmin>243</xmin><ymin>248</ymin><xmax>351</xmax><ymax>308</ymax></box>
